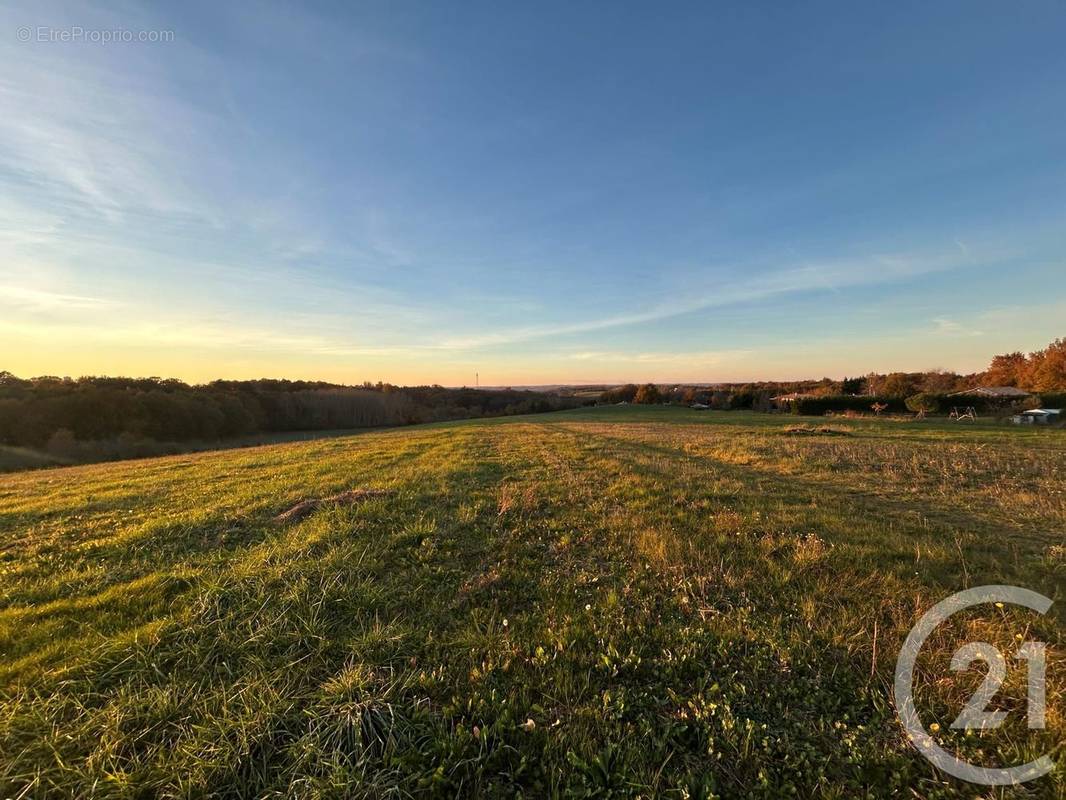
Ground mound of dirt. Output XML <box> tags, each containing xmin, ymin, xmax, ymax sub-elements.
<box><xmin>783</xmin><ymin>426</ymin><xmax>851</xmax><ymax>436</ymax></box>
<box><xmin>273</xmin><ymin>488</ymin><xmax>392</xmax><ymax>525</ymax></box>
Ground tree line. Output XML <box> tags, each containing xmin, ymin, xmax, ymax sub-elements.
<box><xmin>983</xmin><ymin>338</ymin><xmax>1066</xmax><ymax>391</ymax></box>
<box><xmin>598</xmin><ymin>337</ymin><xmax>1066</xmax><ymax>413</ymax></box>
<box><xmin>0</xmin><ymin>374</ymin><xmax>586</xmax><ymax>460</ymax></box>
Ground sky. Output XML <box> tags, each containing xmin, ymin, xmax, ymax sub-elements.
<box><xmin>1</xmin><ymin>1</ymin><xmax>1064</xmax><ymax>386</ymax></box>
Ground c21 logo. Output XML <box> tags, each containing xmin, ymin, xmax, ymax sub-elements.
<box><xmin>894</xmin><ymin>585</ymin><xmax>1054</xmax><ymax>786</ymax></box>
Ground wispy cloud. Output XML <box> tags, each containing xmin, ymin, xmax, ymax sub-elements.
<box><xmin>0</xmin><ymin>313</ymin><xmax>425</xmax><ymax>359</ymax></box>
<box><xmin>438</xmin><ymin>246</ymin><xmax>982</xmax><ymax>350</ymax></box>
<box><xmin>568</xmin><ymin>351</ymin><xmax>608</xmax><ymax>360</ymax></box>
<box><xmin>931</xmin><ymin>317</ymin><xmax>984</xmax><ymax>337</ymax></box>
<box><xmin>600</xmin><ymin>349</ymin><xmax>751</xmax><ymax>365</ymax></box>
<box><xmin>1</xmin><ymin>285</ymin><xmax>116</xmax><ymax>312</ymax></box>
<box><xmin>0</xmin><ymin>66</ymin><xmax>201</xmax><ymax>225</ymax></box>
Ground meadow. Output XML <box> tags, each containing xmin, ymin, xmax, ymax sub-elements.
<box><xmin>0</xmin><ymin>406</ymin><xmax>1062</xmax><ymax>798</ymax></box>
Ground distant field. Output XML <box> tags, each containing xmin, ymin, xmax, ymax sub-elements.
<box><xmin>1</xmin><ymin>406</ymin><xmax>1062</xmax><ymax>797</ymax></box>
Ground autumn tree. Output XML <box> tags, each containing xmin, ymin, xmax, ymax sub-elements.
<box><xmin>1026</xmin><ymin>338</ymin><xmax>1066</xmax><ymax>391</ymax></box>
<box><xmin>983</xmin><ymin>338</ymin><xmax>1066</xmax><ymax>391</ymax></box>
<box><xmin>634</xmin><ymin>383</ymin><xmax>662</xmax><ymax>404</ymax></box>
<box><xmin>920</xmin><ymin>369</ymin><xmax>960</xmax><ymax>393</ymax></box>
<box><xmin>984</xmin><ymin>352</ymin><xmax>1027</xmax><ymax>387</ymax></box>
<box><xmin>878</xmin><ymin>372</ymin><xmax>920</xmax><ymax>399</ymax></box>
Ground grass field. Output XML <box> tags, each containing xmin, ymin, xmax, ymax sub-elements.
<box><xmin>0</xmin><ymin>428</ymin><xmax>383</xmax><ymax>474</ymax></box>
<box><xmin>1</xmin><ymin>406</ymin><xmax>1063</xmax><ymax>798</ymax></box>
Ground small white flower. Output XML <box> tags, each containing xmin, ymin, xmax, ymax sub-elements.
<box><xmin>502</xmin><ymin>618</ymin><xmax>509</xmax><ymax>627</ymax></box>
<box><xmin>585</xmin><ymin>604</ymin><xmax>592</xmax><ymax>611</ymax></box>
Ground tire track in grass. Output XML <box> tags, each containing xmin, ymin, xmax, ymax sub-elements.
<box><xmin>540</xmin><ymin>421</ymin><xmax>1065</xmax><ymax>792</ymax></box>
<box><xmin>571</xmin><ymin>423</ymin><xmax>1060</xmax><ymax>591</ymax></box>
<box><xmin>502</xmin><ymin>421</ymin><xmax>912</xmax><ymax>796</ymax></box>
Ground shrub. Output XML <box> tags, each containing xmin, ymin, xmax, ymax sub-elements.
<box><xmin>600</xmin><ymin>384</ymin><xmax>638</xmax><ymax>404</ymax></box>
<box><xmin>791</xmin><ymin>395</ymin><xmax>902</xmax><ymax>416</ymax></box>
<box><xmin>634</xmin><ymin>384</ymin><xmax>662</xmax><ymax>404</ymax></box>
<box><xmin>1034</xmin><ymin>392</ymin><xmax>1066</xmax><ymax>409</ymax></box>
<box><xmin>45</xmin><ymin>428</ymin><xmax>80</xmax><ymax>459</ymax></box>
<box><xmin>905</xmin><ymin>393</ymin><xmax>940</xmax><ymax>414</ymax></box>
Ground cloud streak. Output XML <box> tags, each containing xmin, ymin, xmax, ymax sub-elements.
<box><xmin>1</xmin><ymin>285</ymin><xmax>116</xmax><ymax>312</ymax></box>
<box><xmin>931</xmin><ymin>317</ymin><xmax>984</xmax><ymax>337</ymax></box>
<box><xmin>436</xmin><ymin>246</ymin><xmax>983</xmax><ymax>350</ymax></box>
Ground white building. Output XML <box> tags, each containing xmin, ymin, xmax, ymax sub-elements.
<box><xmin>1011</xmin><ymin>408</ymin><xmax>1062</xmax><ymax>425</ymax></box>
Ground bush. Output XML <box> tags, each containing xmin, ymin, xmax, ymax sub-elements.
<box><xmin>599</xmin><ymin>384</ymin><xmax>638</xmax><ymax>404</ymax></box>
<box><xmin>791</xmin><ymin>395</ymin><xmax>903</xmax><ymax>416</ymax></box>
<box><xmin>634</xmin><ymin>383</ymin><xmax>662</xmax><ymax>404</ymax></box>
<box><xmin>45</xmin><ymin>428</ymin><xmax>80</xmax><ymax>459</ymax></box>
<box><xmin>1034</xmin><ymin>392</ymin><xmax>1066</xmax><ymax>409</ymax></box>
<box><xmin>905</xmin><ymin>393</ymin><xmax>940</xmax><ymax>414</ymax></box>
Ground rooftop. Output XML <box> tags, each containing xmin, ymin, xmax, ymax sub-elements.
<box><xmin>951</xmin><ymin>386</ymin><xmax>1031</xmax><ymax>398</ymax></box>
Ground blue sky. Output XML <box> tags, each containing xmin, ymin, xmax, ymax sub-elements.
<box><xmin>2</xmin><ymin>1</ymin><xmax>1064</xmax><ymax>384</ymax></box>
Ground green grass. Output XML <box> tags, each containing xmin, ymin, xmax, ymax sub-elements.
<box><xmin>0</xmin><ymin>427</ymin><xmax>388</xmax><ymax>474</ymax></box>
<box><xmin>0</xmin><ymin>406</ymin><xmax>1063</xmax><ymax>797</ymax></box>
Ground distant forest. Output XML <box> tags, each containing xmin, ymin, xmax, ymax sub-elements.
<box><xmin>2</xmin><ymin>337</ymin><xmax>1062</xmax><ymax>469</ymax></box>
<box><xmin>599</xmin><ymin>337</ymin><xmax>1066</xmax><ymax>412</ymax></box>
<box><xmin>0</xmin><ymin>375</ymin><xmax>586</xmax><ymax>466</ymax></box>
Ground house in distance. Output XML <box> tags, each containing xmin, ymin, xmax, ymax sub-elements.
<box><xmin>1011</xmin><ymin>408</ymin><xmax>1062</xmax><ymax>425</ymax></box>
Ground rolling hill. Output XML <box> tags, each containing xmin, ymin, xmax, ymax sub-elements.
<box><xmin>1</xmin><ymin>406</ymin><xmax>1062</xmax><ymax>797</ymax></box>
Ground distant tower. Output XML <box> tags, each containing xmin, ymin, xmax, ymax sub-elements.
<box><xmin>475</xmin><ymin>371</ymin><xmax>479</xmax><ymax>388</ymax></box>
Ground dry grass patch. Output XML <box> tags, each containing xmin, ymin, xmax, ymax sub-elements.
<box><xmin>272</xmin><ymin>488</ymin><xmax>392</xmax><ymax>525</ymax></box>
<box><xmin>783</xmin><ymin>425</ymin><xmax>852</xmax><ymax>436</ymax></box>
